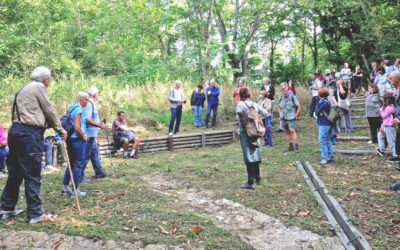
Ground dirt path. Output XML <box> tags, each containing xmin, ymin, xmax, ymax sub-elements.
<box><xmin>142</xmin><ymin>173</ymin><xmax>344</xmax><ymax>250</ymax></box>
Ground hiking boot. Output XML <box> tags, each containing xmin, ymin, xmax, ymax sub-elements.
<box><xmin>0</xmin><ymin>209</ymin><xmax>24</xmax><ymax>221</ymax></box>
<box><xmin>376</xmin><ymin>149</ymin><xmax>385</xmax><ymax>157</ymax></box>
<box><xmin>387</xmin><ymin>156</ymin><xmax>400</xmax><ymax>163</ymax></box>
<box><xmin>240</xmin><ymin>183</ymin><xmax>255</xmax><ymax>190</ymax></box>
<box><xmin>255</xmin><ymin>179</ymin><xmax>261</xmax><ymax>185</ymax></box>
<box><xmin>28</xmin><ymin>214</ymin><xmax>55</xmax><ymax>224</ymax></box>
<box><xmin>71</xmin><ymin>189</ymin><xmax>86</xmax><ymax>198</ymax></box>
<box><xmin>389</xmin><ymin>183</ymin><xmax>400</xmax><ymax>193</ymax></box>
<box><xmin>61</xmin><ymin>186</ymin><xmax>73</xmax><ymax>196</ymax></box>
<box><xmin>294</xmin><ymin>144</ymin><xmax>299</xmax><ymax>153</ymax></box>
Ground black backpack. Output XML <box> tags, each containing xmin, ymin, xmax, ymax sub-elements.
<box><xmin>60</xmin><ymin>105</ymin><xmax>79</xmax><ymax>140</ymax></box>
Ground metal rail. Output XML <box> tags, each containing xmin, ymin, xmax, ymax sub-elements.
<box><xmin>297</xmin><ymin>161</ymin><xmax>371</xmax><ymax>250</ymax></box>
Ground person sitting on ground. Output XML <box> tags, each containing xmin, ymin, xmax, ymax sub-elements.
<box><xmin>43</xmin><ymin>137</ymin><xmax>58</xmax><ymax>171</ymax></box>
<box><xmin>0</xmin><ymin>124</ymin><xmax>9</xmax><ymax>180</ymax></box>
<box><xmin>315</xmin><ymin>88</ymin><xmax>334</xmax><ymax>165</ymax></box>
<box><xmin>236</xmin><ymin>87</ymin><xmax>269</xmax><ymax>190</ymax></box>
<box><xmin>352</xmin><ymin>65</ymin><xmax>365</xmax><ymax>96</ymax></box>
<box><xmin>365</xmin><ymin>84</ymin><xmax>382</xmax><ymax>144</ymax></box>
<box><xmin>2</xmin><ymin>66</ymin><xmax>67</xmax><ymax>224</ymax></box>
<box><xmin>190</xmin><ymin>84</ymin><xmax>206</xmax><ymax>128</ymax></box>
<box><xmin>62</xmin><ymin>92</ymin><xmax>89</xmax><ymax>198</ymax></box>
<box><xmin>374</xmin><ymin>66</ymin><xmax>392</xmax><ymax>97</ymax></box>
<box><xmin>81</xmin><ymin>86</ymin><xmax>111</xmax><ymax>181</ymax></box>
<box><xmin>168</xmin><ymin>80</ymin><xmax>185</xmax><ymax>135</ymax></box>
<box><xmin>388</xmin><ymin>71</ymin><xmax>400</xmax><ymax>192</ymax></box>
<box><xmin>279</xmin><ymin>85</ymin><xmax>301</xmax><ymax>153</ymax></box>
<box><xmin>309</xmin><ymin>73</ymin><xmax>323</xmax><ymax>118</ymax></box>
<box><xmin>258</xmin><ymin>91</ymin><xmax>272</xmax><ymax>147</ymax></box>
<box><xmin>205</xmin><ymin>79</ymin><xmax>220</xmax><ymax>129</ymax></box>
<box><xmin>112</xmin><ymin>111</ymin><xmax>140</xmax><ymax>159</ymax></box>
<box><xmin>233</xmin><ymin>78</ymin><xmax>245</xmax><ymax>104</ymax></box>
<box><xmin>376</xmin><ymin>95</ymin><xmax>398</xmax><ymax>162</ymax></box>
<box><xmin>332</xmin><ymin>80</ymin><xmax>353</xmax><ymax>134</ymax></box>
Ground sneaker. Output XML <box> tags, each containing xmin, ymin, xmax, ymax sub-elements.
<box><xmin>275</xmin><ymin>128</ymin><xmax>284</xmax><ymax>132</ymax></box>
<box><xmin>168</xmin><ymin>132</ymin><xmax>173</xmax><ymax>136</ymax></box>
<box><xmin>255</xmin><ymin>180</ymin><xmax>261</xmax><ymax>185</ymax></box>
<box><xmin>294</xmin><ymin>147</ymin><xmax>299</xmax><ymax>153</ymax></box>
<box><xmin>173</xmin><ymin>132</ymin><xmax>179</xmax><ymax>135</ymax></box>
<box><xmin>61</xmin><ymin>186</ymin><xmax>73</xmax><ymax>196</ymax></box>
<box><xmin>395</xmin><ymin>165</ymin><xmax>400</xmax><ymax>172</ymax></box>
<box><xmin>0</xmin><ymin>209</ymin><xmax>24</xmax><ymax>221</ymax></box>
<box><xmin>123</xmin><ymin>154</ymin><xmax>129</xmax><ymax>159</ymax></box>
<box><xmin>240</xmin><ymin>183</ymin><xmax>255</xmax><ymax>190</ymax></box>
<box><xmin>80</xmin><ymin>177</ymin><xmax>92</xmax><ymax>184</ymax></box>
<box><xmin>0</xmin><ymin>172</ymin><xmax>7</xmax><ymax>180</ymax></box>
<box><xmin>376</xmin><ymin>148</ymin><xmax>385</xmax><ymax>157</ymax></box>
<box><xmin>62</xmin><ymin>162</ymin><xmax>68</xmax><ymax>168</ymax></box>
<box><xmin>94</xmin><ymin>172</ymin><xmax>112</xmax><ymax>178</ymax></box>
<box><xmin>130</xmin><ymin>154</ymin><xmax>138</xmax><ymax>159</ymax></box>
<box><xmin>328</xmin><ymin>155</ymin><xmax>336</xmax><ymax>163</ymax></box>
<box><xmin>389</xmin><ymin>183</ymin><xmax>400</xmax><ymax>192</ymax></box>
<box><xmin>44</xmin><ymin>165</ymin><xmax>59</xmax><ymax>171</ymax></box>
<box><xmin>28</xmin><ymin>214</ymin><xmax>55</xmax><ymax>224</ymax></box>
<box><xmin>387</xmin><ymin>156</ymin><xmax>400</xmax><ymax>163</ymax></box>
<box><xmin>71</xmin><ymin>189</ymin><xmax>86</xmax><ymax>198</ymax></box>
<box><xmin>212</xmin><ymin>126</ymin><xmax>216</xmax><ymax>130</ymax></box>
<box><xmin>320</xmin><ymin>158</ymin><xmax>328</xmax><ymax>165</ymax></box>
<box><xmin>367</xmin><ymin>140</ymin><xmax>373</xmax><ymax>144</ymax></box>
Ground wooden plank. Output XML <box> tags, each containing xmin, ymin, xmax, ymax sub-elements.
<box><xmin>351</xmin><ymin>116</ymin><xmax>367</xmax><ymax>119</ymax></box>
<box><xmin>173</xmin><ymin>143</ymin><xmax>202</xmax><ymax>149</ymax></box>
<box><xmin>201</xmin><ymin>133</ymin><xmax>206</xmax><ymax>148</ymax></box>
<box><xmin>302</xmin><ymin>161</ymin><xmax>371</xmax><ymax>249</ymax></box>
<box><xmin>341</xmin><ymin>124</ymin><xmax>369</xmax><ymax>129</ymax></box>
<box><xmin>206</xmin><ymin>140</ymin><xmax>233</xmax><ymax>146</ymax></box>
<box><xmin>352</xmin><ymin>108</ymin><xmax>365</xmax><ymax>112</ymax></box>
<box><xmin>172</xmin><ymin>136</ymin><xmax>201</xmax><ymax>142</ymax></box>
<box><xmin>52</xmin><ymin>145</ymin><xmax>58</xmax><ymax>166</ymax></box>
<box><xmin>334</xmin><ymin>149</ymin><xmax>391</xmax><ymax>155</ymax></box>
<box><xmin>337</xmin><ymin>136</ymin><xmax>370</xmax><ymax>141</ymax></box>
<box><xmin>206</xmin><ymin>137</ymin><xmax>233</xmax><ymax>143</ymax></box>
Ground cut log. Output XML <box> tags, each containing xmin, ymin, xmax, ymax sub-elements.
<box><xmin>173</xmin><ymin>139</ymin><xmax>202</xmax><ymax>146</ymax></box>
<box><xmin>206</xmin><ymin>137</ymin><xmax>233</xmax><ymax>143</ymax></box>
<box><xmin>173</xmin><ymin>143</ymin><xmax>202</xmax><ymax>150</ymax></box>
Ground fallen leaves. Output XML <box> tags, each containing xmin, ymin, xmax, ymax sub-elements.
<box><xmin>52</xmin><ymin>238</ymin><xmax>64</xmax><ymax>249</ymax></box>
<box><xmin>190</xmin><ymin>225</ymin><xmax>203</xmax><ymax>233</ymax></box>
<box><xmin>158</xmin><ymin>225</ymin><xmax>169</xmax><ymax>235</ymax></box>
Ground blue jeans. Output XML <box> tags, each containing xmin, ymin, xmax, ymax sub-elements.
<box><xmin>1</xmin><ymin>123</ymin><xmax>45</xmax><ymax>220</ymax></box>
<box><xmin>169</xmin><ymin>106</ymin><xmax>182</xmax><ymax>133</ymax></box>
<box><xmin>205</xmin><ymin>103</ymin><xmax>218</xmax><ymax>127</ymax></box>
<box><xmin>264</xmin><ymin>116</ymin><xmax>272</xmax><ymax>146</ymax></box>
<box><xmin>83</xmin><ymin>137</ymin><xmax>104</xmax><ymax>176</ymax></box>
<box><xmin>193</xmin><ymin>105</ymin><xmax>203</xmax><ymax>127</ymax></box>
<box><xmin>0</xmin><ymin>147</ymin><xmax>9</xmax><ymax>172</ymax></box>
<box><xmin>43</xmin><ymin>138</ymin><xmax>52</xmax><ymax>166</ymax></box>
<box><xmin>319</xmin><ymin>125</ymin><xmax>334</xmax><ymax>159</ymax></box>
<box><xmin>63</xmin><ymin>138</ymin><xmax>86</xmax><ymax>189</ymax></box>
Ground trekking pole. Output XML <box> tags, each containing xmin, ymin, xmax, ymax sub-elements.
<box><xmin>102</xmin><ymin>119</ymin><xmax>116</xmax><ymax>177</ymax></box>
<box><xmin>62</xmin><ymin>141</ymin><xmax>81</xmax><ymax>215</ymax></box>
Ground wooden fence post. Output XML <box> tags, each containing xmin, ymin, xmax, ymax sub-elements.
<box><xmin>168</xmin><ymin>136</ymin><xmax>174</xmax><ymax>151</ymax></box>
<box><xmin>201</xmin><ymin>133</ymin><xmax>206</xmax><ymax>148</ymax></box>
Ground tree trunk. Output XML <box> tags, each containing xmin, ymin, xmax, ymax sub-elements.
<box><xmin>313</xmin><ymin>20</ymin><xmax>318</xmax><ymax>68</ymax></box>
<box><xmin>301</xmin><ymin>17</ymin><xmax>306</xmax><ymax>84</ymax></box>
<box><xmin>269</xmin><ymin>40</ymin><xmax>275</xmax><ymax>77</ymax></box>
<box><xmin>241</xmin><ymin>43</ymin><xmax>250</xmax><ymax>79</ymax></box>
<box><xmin>203</xmin><ymin>0</ymin><xmax>214</xmax><ymax>85</ymax></box>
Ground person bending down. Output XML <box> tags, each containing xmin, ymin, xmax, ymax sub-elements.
<box><xmin>112</xmin><ymin>111</ymin><xmax>140</xmax><ymax>159</ymax></box>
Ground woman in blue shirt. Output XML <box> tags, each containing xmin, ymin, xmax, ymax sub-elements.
<box><xmin>190</xmin><ymin>84</ymin><xmax>206</xmax><ymax>128</ymax></box>
<box><xmin>62</xmin><ymin>92</ymin><xmax>89</xmax><ymax>197</ymax></box>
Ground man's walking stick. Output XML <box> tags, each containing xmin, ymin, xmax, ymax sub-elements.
<box><xmin>102</xmin><ymin>119</ymin><xmax>116</xmax><ymax>177</ymax></box>
<box><xmin>62</xmin><ymin>141</ymin><xmax>81</xmax><ymax>215</ymax></box>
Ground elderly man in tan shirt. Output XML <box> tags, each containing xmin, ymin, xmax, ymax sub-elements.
<box><xmin>1</xmin><ymin>66</ymin><xmax>66</xmax><ymax>224</ymax></box>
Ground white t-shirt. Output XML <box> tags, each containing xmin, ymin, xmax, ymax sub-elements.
<box><xmin>312</xmin><ymin>79</ymin><xmax>323</xmax><ymax>96</ymax></box>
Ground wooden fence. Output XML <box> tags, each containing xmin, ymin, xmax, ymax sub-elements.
<box><xmin>44</xmin><ymin>130</ymin><xmax>236</xmax><ymax>165</ymax></box>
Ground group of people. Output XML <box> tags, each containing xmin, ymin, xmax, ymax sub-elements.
<box><xmin>168</xmin><ymin>79</ymin><xmax>220</xmax><ymax>135</ymax></box>
<box><xmin>0</xmin><ymin>66</ymin><xmax>143</xmax><ymax>223</ymax></box>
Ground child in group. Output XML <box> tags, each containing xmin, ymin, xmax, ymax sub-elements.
<box><xmin>259</xmin><ymin>92</ymin><xmax>272</xmax><ymax>147</ymax></box>
<box><xmin>376</xmin><ymin>95</ymin><xmax>398</xmax><ymax>162</ymax></box>
<box><xmin>365</xmin><ymin>84</ymin><xmax>382</xmax><ymax>144</ymax></box>
<box><xmin>315</xmin><ymin>88</ymin><xmax>334</xmax><ymax>165</ymax></box>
